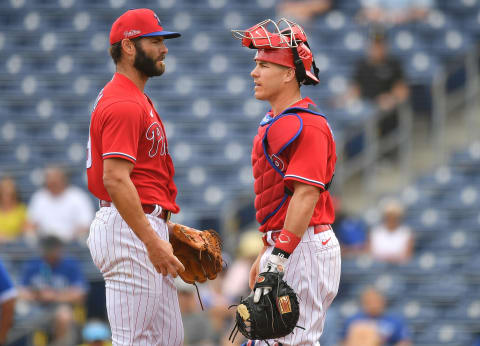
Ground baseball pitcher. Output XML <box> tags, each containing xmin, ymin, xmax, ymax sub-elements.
<box><xmin>85</xmin><ymin>9</ymin><xmax>221</xmax><ymax>346</ymax></box>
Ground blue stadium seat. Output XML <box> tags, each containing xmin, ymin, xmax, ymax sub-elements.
<box><xmin>444</xmin><ymin>299</ymin><xmax>480</xmax><ymax>329</ymax></box>
<box><xmin>416</xmin><ymin>324</ymin><xmax>474</xmax><ymax>345</ymax></box>
<box><xmin>410</xmin><ymin>275</ymin><xmax>468</xmax><ymax>304</ymax></box>
<box><xmin>396</xmin><ymin>251</ymin><xmax>452</xmax><ymax>281</ymax></box>
<box><xmin>391</xmin><ymin>299</ymin><xmax>439</xmax><ymax>327</ymax></box>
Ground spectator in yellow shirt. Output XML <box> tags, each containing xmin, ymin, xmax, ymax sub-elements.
<box><xmin>0</xmin><ymin>176</ymin><xmax>27</xmax><ymax>243</ymax></box>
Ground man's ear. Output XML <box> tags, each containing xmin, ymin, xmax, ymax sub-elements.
<box><xmin>284</xmin><ymin>67</ymin><xmax>297</xmax><ymax>84</ymax></box>
<box><xmin>121</xmin><ymin>39</ymin><xmax>137</xmax><ymax>58</ymax></box>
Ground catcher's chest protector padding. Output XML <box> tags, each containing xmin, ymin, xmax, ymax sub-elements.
<box><xmin>252</xmin><ymin>114</ymin><xmax>302</xmax><ymax>227</ymax></box>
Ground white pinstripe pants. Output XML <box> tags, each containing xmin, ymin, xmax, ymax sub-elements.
<box><xmin>87</xmin><ymin>206</ymin><xmax>183</xmax><ymax>346</ymax></box>
<box><xmin>257</xmin><ymin>227</ymin><xmax>341</xmax><ymax>346</ymax></box>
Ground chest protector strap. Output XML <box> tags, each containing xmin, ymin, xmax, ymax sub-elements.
<box><xmin>259</xmin><ymin>104</ymin><xmax>333</xmax><ymax>225</ymax></box>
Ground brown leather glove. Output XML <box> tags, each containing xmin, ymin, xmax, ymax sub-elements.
<box><xmin>169</xmin><ymin>223</ymin><xmax>223</xmax><ymax>284</ymax></box>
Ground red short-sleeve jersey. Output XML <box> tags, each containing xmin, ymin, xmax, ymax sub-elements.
<box><xmin>283</xmin><ymin>100</ymin><xmax>336</xmax><ymax>226</ymax></box>
<box><xmin>252</xmin><ymin>98</ymin><xmax>336</xmax><ymax>231</ymax></box>
<box><xmin>87</xmin><ymin>73</ymin><xmax>179</xmax><ymax>213</ymax></box>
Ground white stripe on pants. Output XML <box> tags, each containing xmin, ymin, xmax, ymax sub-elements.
<box><xmin>87</xmin><ymin>206</ymin><xmax>183</xmax><ymax>346</ymax></box>
<box><xmin>256</xmin><ymin>227</ymin><xmax>341</xmax><ymax>346</ymax></box>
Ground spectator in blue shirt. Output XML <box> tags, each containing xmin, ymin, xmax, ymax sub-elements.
<box><xmin>332</xmin><ymin>197</ymin><xmax>368</xmax><ymax>257</ymax></box>
<box><xmin>341</xmin><ymin>287</ymin><xmax>411</xmax><ymax>346</ymax></box>
<box><xmin>18</xmin><ymin>236</ymin><xmax>87</xmax><ymax>346</ymax></box>
<box><xmin>0</xmin><ymin>259</ymin><xmax>16</xmax><ymax>345</ymax></box>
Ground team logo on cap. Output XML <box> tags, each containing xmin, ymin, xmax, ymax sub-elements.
<box><xmin>124</xmin><ymin>29</ymin><xmax>141</xmax><ymax>38</ymax></box>
<box><xmin>153</xmin><ymin>13</ymin><xmax>162</xmax><ymax>26</ymax></box>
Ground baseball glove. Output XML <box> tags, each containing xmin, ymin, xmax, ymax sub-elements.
<box><xmin>169</xmin><ymin>223</ymin><xmax>223</xmax><ymax>284</ymax></box>
<box><xmin>230</xmin><ymin>271</ymin><xmax>301</xmax><ymax>342</ymax></box>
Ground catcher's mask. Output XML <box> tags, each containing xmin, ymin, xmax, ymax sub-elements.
<box><xmin>232</xmin><ymin>18</ymin><xmax>319</xmax><ymax>86</ymax></box>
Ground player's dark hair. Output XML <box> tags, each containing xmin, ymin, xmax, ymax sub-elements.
<box><xmin>109</xmin><ymin>42</ymin><xmax>122</xmax><ymax>64</ymax></box>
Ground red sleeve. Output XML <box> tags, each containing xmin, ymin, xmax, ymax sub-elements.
<box><xmin>101</xmin><ymin>101</ymin><xmax>143</xmax><ymax>163</ymax></box>
<box><xmin>284</xmin><ymin>125</ymin><xmax>329</xmax><ymax>191</ymax></box>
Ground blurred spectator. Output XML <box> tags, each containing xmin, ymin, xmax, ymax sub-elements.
<box><xmin>0</xmin><ymin>176</ymin><xmax>28</xmax><ymax>243</ymax></box>
<box><xmin>26</xmin><ymin>165</ymin><xmax>94</xmax><ymax>243</ymax></box>
<box><xmin>18</xmin><ymin>236</ymin><xmax>88</xmax><ymax>346</ymax></box>
<box><xmin>79</xmin><ymin>319</ymin><xmax>112</xmax><ymax>346</ymax></box>
<box><xmin>369</xmin><ymin>199</ymin><xmax>414</xmax><ymax>264</ymax></box>
<box><xmin>342</xmin><ymin>30</ymin><xmax>409</xmax><ymax>148</ymax></box>
<box><xmin>222</xmin><ymin>230</ymin><xmax>263</xmax><ymax>301</ymax></box>
<box><xmin>176</xmin><ymin>278</ymin><xmax>215</xmax><ymax>346</ymax></box>
<box><xmin>358</xmin><ymin>0</ymin><xmax>434</xmax><ymax>25</ymax></box>
<box><xmin>277</xmin><ymin>0</ymin><xmax>332</xmax><ymax>23</ymax></box>
<box><xmin>199</xmin><ymin>270</ymin><xmax>234</xmax><ymax>345</ymax></box>
<box><xmin>332</xmin><ymin>197</ymin><xmax>368</xmax><ymax>256</ymax></box>
<box><xmin>341</xmin><ymin>287</ymin><xmax>411</xmax><ymax>346</ymax></box>
<box><xmin>0</xmin><ymin>259</ymin><xmax>17</xmax><ymax>345</ymax></box>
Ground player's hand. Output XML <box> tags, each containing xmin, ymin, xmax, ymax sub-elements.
<box><xmin>146</xmin><ymin>237</ymin><xmax>185</xmax><ymax>277</ymax></box>
<box><xmin>253</xmin><ymin>253</ymin><xmax>287</xmax><ymax>303</ymax></box>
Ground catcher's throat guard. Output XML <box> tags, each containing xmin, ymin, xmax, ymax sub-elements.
<box><xmin>231</xmin><ymin>18</ymin><xmax>319</xmax><ymax>85</ymax></box>
<box><xmin>229</xmin><ymin>272</ymin><xmax>302</xmax><ymax>343</ymax></box>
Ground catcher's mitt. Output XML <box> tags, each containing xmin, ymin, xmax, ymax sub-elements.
<box><xmin>169</xmin><ymin>223</ymin><xmax>223</xmax><ymax>284</ymax></box>
<box><xmin>230</xmin><ymin>271</ymin><xmax>301</xmax><ymax>342</ymax></box>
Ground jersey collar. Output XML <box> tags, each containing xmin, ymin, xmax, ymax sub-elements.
<box><xmin>113</xmin><ymin>72</ymin><xmax>144</xmax><ymax>96</ymax></box>
<box><xmin>260</xmin><ymin>97</ymin><xmax>315</xmax><ymax>126</ymax></box>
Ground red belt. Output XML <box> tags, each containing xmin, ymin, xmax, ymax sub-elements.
<box><xmin>99</xmin><ymin>200</ymin><xmax>171</xmax><ymax>222</ymax></box>
<box><xmin>262</xmin><ymin>224</ymin><xmax>331</xmax><ymax>246</ymax></box>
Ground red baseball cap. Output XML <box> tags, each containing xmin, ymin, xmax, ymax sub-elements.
<box><xmin>109</xmin><ymin>8</ymin><xmax>181</xmax><ymax>45</ymax></box>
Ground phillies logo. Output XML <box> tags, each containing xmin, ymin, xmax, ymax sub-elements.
<box><xmin>146</xmin><ymin>122</ymin><xmax>166</xmax><ymax>157</ymax></box>
<box><xmin>270</xmin><ymin>154</ymin><xmax>285</xmax><ymax>171</ymax></box>
<box><xmin>124</xmin><ymin>29</ymin><xmax>141</xmax><ymax>38</ymax></box>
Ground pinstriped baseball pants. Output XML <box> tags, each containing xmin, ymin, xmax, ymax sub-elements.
<box><xmin>257</xmin><ymin>227</ymin><xmax>341</xmax><ymax>346</ymax></box>
<box><xmin>87</xmin><ymin>206</ymin><xmax>184</xmax><ymax>346</ymax></box>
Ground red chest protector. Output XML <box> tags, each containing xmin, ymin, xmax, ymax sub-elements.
<box><xmin>252</xmin><ymin>105</ymin><xmax>331</xmax><ymax>229</ymax></box>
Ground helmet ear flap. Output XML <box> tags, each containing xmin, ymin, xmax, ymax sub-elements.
<box><xmin>291</xmin><ymin>43</ymin><xmax>319</xmax><ymax>86</ymax></box>
<box><xmin>291</xmin><ymin>47</ymin><xmax>307</xmax><ymax>85</ymax></box>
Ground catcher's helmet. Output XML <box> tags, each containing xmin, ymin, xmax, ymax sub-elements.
<box><xmin>232</xmin><ymin>18</ymin><xmax>319</xmax><ymax>85</ymax></box>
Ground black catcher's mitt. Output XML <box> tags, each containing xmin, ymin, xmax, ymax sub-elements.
<box><xmin>229</xmin><ymin>271</ymin><xmax>301</xmax><ymax>342</ymax></box>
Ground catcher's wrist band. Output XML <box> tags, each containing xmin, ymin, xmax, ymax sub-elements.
<box><xmin>274</xmin><ymin>229</ymin><xmax>301</xmax><ymax>254</ymax></box>
<box><xmin>272</xmin><ymin>247</ymin><xmax>291</xmax><ymax>259</ymax></box>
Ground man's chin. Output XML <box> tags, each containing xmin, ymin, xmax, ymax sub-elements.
<box><xmin>254</xmin><ymin>91</ymin><xmax>266</xmax><ymax>101</ymax></box>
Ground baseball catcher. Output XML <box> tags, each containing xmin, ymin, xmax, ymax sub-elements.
<box><xmin>169</xmin><ymin>223</ymin><xmax>223</xmax><ymax>284</ymax></box>
<box><xmin>229</xmin><ymin>17</ymin><xmax>341</xmax><ymax>345</ymax></box>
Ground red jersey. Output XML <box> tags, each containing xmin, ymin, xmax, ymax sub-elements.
<box><xmin>251</xmin><ymin>98</ymin><xmax>336</xmax><ymax>231</ymax></box>
<box><xmin>87</xmin><ymin>73</ymin><xmax>179</xmax><ymax>213</ymax></box>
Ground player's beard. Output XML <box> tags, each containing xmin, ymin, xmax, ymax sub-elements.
<box><xmin>133</xmin><ymin>43</ymin><xmax>165</xmax><ymax>77</ymax></box>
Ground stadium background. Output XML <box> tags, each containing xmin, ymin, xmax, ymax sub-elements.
<box><xmin>0</xmin><ymin>0</ymin><xmax>479</xmax><ymax>344</ymax></box>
